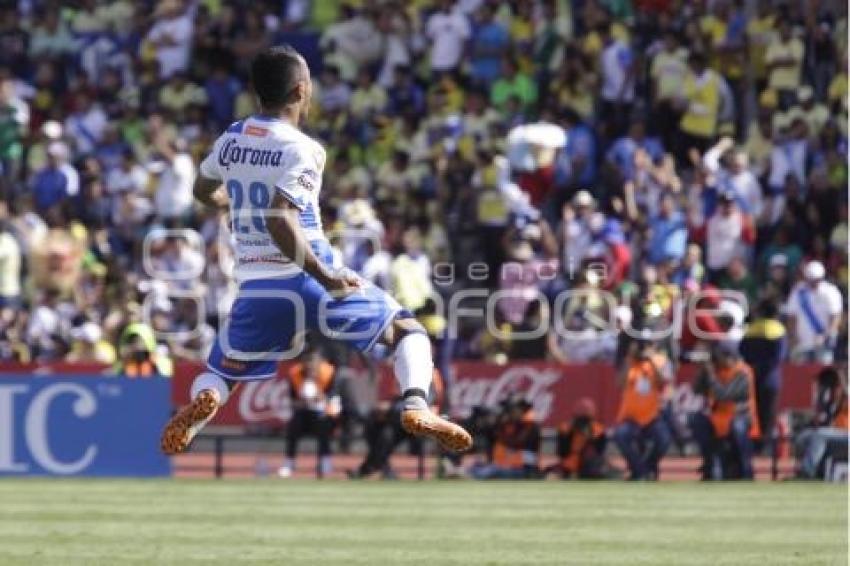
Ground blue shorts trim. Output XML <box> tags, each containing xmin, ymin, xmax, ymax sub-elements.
<box><xmin>362</xmin><ymin>308</ymin><xmax>398</xmax><ymax>354</ymax></box>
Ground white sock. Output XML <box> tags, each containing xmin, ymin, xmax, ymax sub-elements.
<box><xmin>320</xmin><ymin>455</ymin><xmax>332</xmax><ymax>476</ymax></box>
<box><xmin>191</xmin><ymin>372</ymin><xmax>230</xmax><ymax>405</ymax></box>
<box><xmin>393</xmin><ymin>332</ymin><xmax>433</xmax><ymax>410</ymax></box>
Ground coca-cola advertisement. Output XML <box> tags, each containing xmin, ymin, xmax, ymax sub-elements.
<box><xmin>236</xmin><ymin>379</ymin><xmax>294</xmax><ymax>423</ymax></box>
<box><xmin>440</xmin><ymin>362</ymin><xmax>615</xmax><ymax>427</ymax></box>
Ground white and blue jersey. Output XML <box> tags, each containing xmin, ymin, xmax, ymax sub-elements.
<box><xmin>200</xmin><ymin>115</ymin><xmax>403</xmax><ymax>380</ymax></box>
<box><xmin>199</xmin><ymin>115</ymin><xmax>329</xmax><ymax>279</ymax></box>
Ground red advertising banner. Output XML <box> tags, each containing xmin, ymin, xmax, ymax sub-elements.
<box><xmin>167</xmin><ymin>362</ymin><xmax>822</xmax><ymax>429</ymax></box>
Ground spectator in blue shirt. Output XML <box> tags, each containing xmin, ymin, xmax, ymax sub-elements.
<box><xmin>606</xmin><ymin>121</ymin><xmax>664</xmax><ymax>181</ymax></box>
<box><xmin>647</xmin><ymin>193</ymin><xmax>688</xmax><ymax>265</ymax></box>
<box><xmin>469</xmin><ymin>4</ymin><xmax>510</xmax><ymax>86</ymax></box>
<box><xmin>31</xmin><ymin>142</ymin><xmax>79</xmax><ymax>214</ymax></box>
<box><xmin>204</xmin><ymin>64</ymin><xmax>241</xmax><ymax>130</ymax></box>
<box><xmin>387</xmin><ymin>65</ymin><xmax>425</xmax><ymax>116</ymax></box>
<box><xmin>555</xmin><ymin>108</ymin><xmax>596</xmax><ymax>189</ymax></box>
<box><xmin>94</xmin><ymin>125</ymin><xmax>129</xmax><ymax>174</ymax></box>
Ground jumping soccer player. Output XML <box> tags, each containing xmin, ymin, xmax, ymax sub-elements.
<box><xmin>161</xmin><ymin>46</ymin><xmax>472</xmax><ymax>455</ymax></box>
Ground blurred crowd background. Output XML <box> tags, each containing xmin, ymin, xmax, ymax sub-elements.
<box><xmin>0</xmin><ymin>0</ymin><xmax>846</xmax><ymax>378</ymax></box>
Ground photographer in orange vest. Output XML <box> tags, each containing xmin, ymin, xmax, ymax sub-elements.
<box><xmin>690</xmin><ymin>341</ymin><xmax>760</xmax><ymax>479</ymax></box>
<box><xmin>554</xmin><ymin>398</ymin><xmax>608</xmax><ymax>479</ymax></box>
<box><xmin>277</xmin><ymin>347</ymin><xmax>339</xmax><ymax>478</ymax></box>
<box><xmin>612</xmin><ymin>340</ymin><xmax>673</xmax><ymax>480</ymax></box>
<box><xmin>470</xmin><ymin>396</ymin><xmax>541</xmax><ymax>479</ymax></box>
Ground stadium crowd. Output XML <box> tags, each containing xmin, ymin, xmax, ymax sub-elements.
<box><xmin>0</xmin><ymin>0</ymin><xmax>846</xmax><ymax>372</ymax></box>
<box><xmin>0</xmin><ymin>0</ymin><xmax>846</xmax><ymax>473</ymax></box>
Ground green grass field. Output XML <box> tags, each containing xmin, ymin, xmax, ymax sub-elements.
<box><xmin>0</xmin><ymin>480</ymin><xmax>846</xmax><ymax>566</ymax></box>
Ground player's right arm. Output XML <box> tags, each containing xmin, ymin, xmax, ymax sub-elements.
<box><xmin>192</xmin><ymin>175</ymin><xmax>229</xmax><ymax>211</ymax></box>
<box><xmin>195</xmin><ymin>137</ymin><xmax>229</xmax><ymax>211</ymax></box>
<box><xmin>265</xmin><ymin>192</ymin><xmax>361</xmax><ymax>295</ymax></box>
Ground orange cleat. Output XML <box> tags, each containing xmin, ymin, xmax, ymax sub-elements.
<box><xmin>160</xmin><ymin>389</ymin><xmax>221</xmax><ymax>455</ymax></box>
<box><xmin>401</xmin><ymin>409</ymin><xmax>473</xmax><ymax>453</ymax></box>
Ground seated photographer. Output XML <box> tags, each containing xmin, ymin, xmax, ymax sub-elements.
<box><xmin>347</xmin><ymin>399</ymin><xmax>410</xmax><ymax>480</ymax></box>
<box><xmin>470</xmin><ymin>397</ymin><xmax>541</xmax><ymax>479</ymax></box>
<box><xmin>612</xmin><ymin>340</ymin><xmax>673</xmax><ymax>480</ymax></box>
<box><xmin>278</xmin><ymin>347</ymin><xmax>339</xmax><ymax>478</ymax></box>
<box><xmin>795</xmin><ymin>366</ymin><xmax>848</xmax><ymax>479</ymax></box>
<box><xmin>439</xmin><ymin>404</ymin><xmax>498</xmax><ymax>479</ymax></box>
<box><xmin>552</xmin><ymin>398</ymin><xmax>608</xmax><ymax>479</ymax></box>
<box><xmin>347</xmin><ymin>368</ymin><xmax>444</xmax><ymax>479</ymax></box>
<box><xmin>114</xmin><ymin>321</ymin><xmax>173</xmax><ymax>378</ymax></box>
<box><xmin>690</xmin><ymin>342</ymin><xmax>760</xmax><ymax>480</ymax></box>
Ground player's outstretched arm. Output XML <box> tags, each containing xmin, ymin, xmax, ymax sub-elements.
<box><xmin>265</xmin><ymin>191</ymin><xmax>362</xmax><ymax>296</ymax></box>
<box><xmin>193</xmin><ymin>175</ymin><xmax>229</xmax><ymax>211</ymax></box>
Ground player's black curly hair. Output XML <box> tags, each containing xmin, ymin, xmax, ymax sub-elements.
<box><xmin>250</xmin><ymin>45</ymin><xmax>306</xmax><ymax>111</ymax></box>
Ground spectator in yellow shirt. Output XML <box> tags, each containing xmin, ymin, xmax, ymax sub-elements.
<box><xmin>508</xmin><ymin>0</ymin><xmax>535</xmax><ymax>68</ymax></box>
<box><xmin>349</xmin><ymin>68</ymin><xmax>387</xmax><ymax>119</ymax></box>
<box><xmin>390</xmin><ymin>227</ymin><xmax>433</xmax><ymax>312</ymax></box>
<box><xmin>764</xmin><ymin>21</ymin><xmax>804</xmax><ymax>108</ymax></box>
<box><xmin>650</xmin><ymin>30</ymin><xmax>689</xmax><ymax>149</ymax></box>
<box><xmin>157</xmin><ymin>73</ymin><xmax>208</xmax><ymax>116</ymax></box>
<box><xmin>550</xmin><ymin>46</ymin><xmax>597</xmax><ymax>123</ymax></box>
<box><xmin>827</xmin><ymin>55</ymin><xmax>847</xmax><ymax>113</ymax></box>
<box><xmin>67</xmin><ymin>321</ymin><xmax>117</xmax><ymax>364</ymax></box>
<box><xmin>700</xmin><ymin>2</ymin><xmax>745</xmax><ymax>83</ymax></box>
<box><xmin>700</xmin><ymin>2</ymin><xmax>746</xmax><ymax>136</ymax></box>
<box><xmin>746</xmin><ymin>0</ymin><xmax>777</xmax><ymax>90</ymax></box>
<box><xmin>790</xmin><ymin>86</ymin><xmax>828</xmax><ymax>139</ymax></box>
<box><xmin>678</xmin><ymin>52</ymin><xmax>721</xmax><ymax>161</ymax></box>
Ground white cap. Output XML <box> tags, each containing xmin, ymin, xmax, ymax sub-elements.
<box><xmin>573</xmin><ymin>190</ymin><xmax>595</xmax><ymax>207</ymax></box>
<box><xmin>506</xmin><ymin>122</ymin><xmax>567</xmax><ymax>149</ymax></box>
<box><xmin>803</xmin><ymin>260</ymin><xmax>826</xmax><ymax>280</ymax></box>
<box><xmin>42</xmin><ymin>120</ymin><xmax>62</xmax><ymax>140</ymax></box>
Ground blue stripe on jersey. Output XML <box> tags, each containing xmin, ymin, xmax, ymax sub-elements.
<box><xmin>226</xmin><ymin>120</ymin><xmax>245</xmax><ymax>133</ymax></box>
<box><xmin>301</xmin><ymin>202</ymin><xmax>319</xmax><ymax>229</ymax></box>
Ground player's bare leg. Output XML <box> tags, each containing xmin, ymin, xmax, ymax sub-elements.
<box><xmin>386</xmin><ymin>318</ymin><xmax>472</xmax><ymax>452</ymax></box>
<box><xmin>161</xmin><ymin>373</ymin><xmax>231</xmax><ymax>455</ymax></box>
